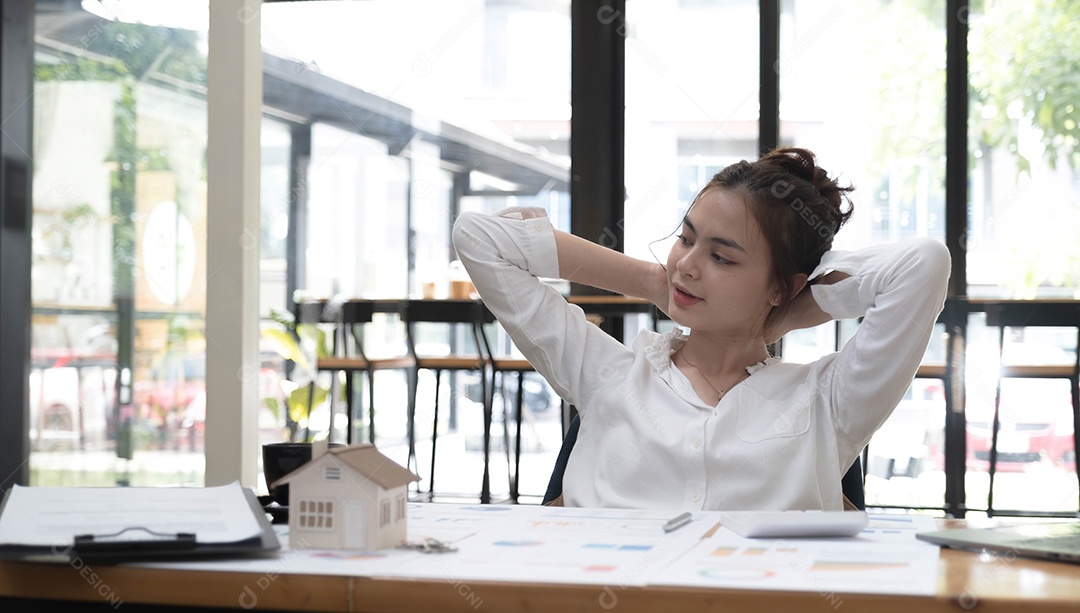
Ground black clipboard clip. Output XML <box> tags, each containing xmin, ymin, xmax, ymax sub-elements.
<box><xmin>73</xmin><ymin>526</ymin><xmax>197</xmax><ymax>556</ymax></box>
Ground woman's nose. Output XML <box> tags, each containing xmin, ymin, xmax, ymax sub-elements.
<box><xmin>676</xmin><ymin>250</ymin><xmax>698</xmax><ymax>277</ymax></box>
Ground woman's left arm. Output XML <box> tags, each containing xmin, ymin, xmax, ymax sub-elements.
<box><xmin>811</xmin><ymin>238</ymin><xmax>951</xmax><ymax>454</ymax></box>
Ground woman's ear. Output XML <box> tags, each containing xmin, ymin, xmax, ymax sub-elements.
<box><xmin>769</xmin><ymin>274</ymin><xmax>809</xmax><ymax>306</ymax></box>
<box><xmin>789</xmin><ymin>273</ymin><xmax>809</xmax><ymax>299</ymax></box>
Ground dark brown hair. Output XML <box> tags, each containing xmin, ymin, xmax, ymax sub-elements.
<box><xmin>691</xmin><ymin>146</ymin><xmax>854</xmax><ymax>340</ymax></box>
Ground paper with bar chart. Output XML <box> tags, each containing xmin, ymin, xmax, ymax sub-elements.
<box><xmin>375</xmin><ymin>506</ymin><xmax>710</xmax><ymax>585</ymax></box>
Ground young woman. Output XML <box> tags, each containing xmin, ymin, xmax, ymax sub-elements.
<box><xmin>452</xmin><ymin>147</ymin><xmax>950</xmax><ymax>511</ymax></box>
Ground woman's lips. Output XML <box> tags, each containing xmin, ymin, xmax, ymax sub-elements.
<box><xmin>672</xmin><ymin>286</ymin><xmax>702</xmax><ymax>307</ymax></box>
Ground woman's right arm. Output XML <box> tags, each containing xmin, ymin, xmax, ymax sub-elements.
<box><xmin>553</xmin><ymin>229</ymin><xmax>669</xmax><ymax>312</ymax></box>
<box><xmin>452</xmin><ymin>208</ymin><xmax>632</xmax><ymax>406</ymax></box>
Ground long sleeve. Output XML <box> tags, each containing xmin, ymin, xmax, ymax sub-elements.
<box><xmin>452</xmin><ymin>209</ymin><xmax>630</xmax><ymax>409</ymax></box>
<box><xmin>810</xmin><ymin>238</ymin><xmax>951</xmax><ymax>457</ymax></box>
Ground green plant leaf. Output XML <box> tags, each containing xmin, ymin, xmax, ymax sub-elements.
<box><xmin>263</xmin><ymin>396</ymin><xmax>282</xmax><ymax>422</ymax></box>
<box><xmin>287</xmin><ymin>384</ymin><xmax>327</xmax><ymax>425</ymax></box>
<box><xmin>261</xmin><ymin>327</ymin><xmax>310</xmax><ymax>369</ymax></box>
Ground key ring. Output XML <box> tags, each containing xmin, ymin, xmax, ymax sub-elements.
<box><xmin>396</xmin><ymin>537</ymin><xmax>457</xmax><ymax>553</ymax></box>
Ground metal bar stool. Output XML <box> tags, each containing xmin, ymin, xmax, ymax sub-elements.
<box><xmin>478</xmin><ymin>315</ymin><xmax>535</xmax><ymax>503</ymax></box>
<box><xmin>402</xmin><ymin>299</ymin><xmax>495</xmax><ymax>502</ymax></box>
<box><xmin>305</xmin><ymin>299</ymin><xmax>414</xmax><ymax>445</ymax></box>
<box><xmin>983</xmin><ymin>301</ymin><xmax>1080</xmax><ymax>516</ymax></box>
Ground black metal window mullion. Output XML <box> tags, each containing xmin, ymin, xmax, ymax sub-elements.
<box><xmin>570</xmin><ymin>0</ymin><xmax>625</xmax><ymax>343</ymax></box>
<box><xmin>0</xmin><ymin>0</ymin><xmax>34</xmax><ymax>492</ymax></box>
<box><xmin>759</xmin><ymin>0</ymin><xmax>780</xmax><ymax>155</ymax></box>
<box><xmin>943</xmin><ymin>0</ymin><xmax>970</xmax><ymax>518</ymax></box>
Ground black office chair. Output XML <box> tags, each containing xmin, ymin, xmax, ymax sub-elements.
<box><xmin>542</xmin><ymin>414</ymin><xmax>582</xmax><ymax>505</ymax></box>
<box><xmin>542</xmin><ymin>414</ymin><xmax>866</xmax><ymax>510</ymax></box>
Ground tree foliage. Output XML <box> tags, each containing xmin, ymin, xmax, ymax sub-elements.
<box><xmin>970</xmin><ymin>0</ymin><xmax>1080</xmax><ymax>172</ymax></box>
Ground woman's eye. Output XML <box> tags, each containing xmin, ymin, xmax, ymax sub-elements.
<box><xmin>677</xmin><ymin>234</ymin><xmax>692</xmax><ymax>246</ymax></box>
<box><xmin>712</xmin><ymin>254</ymin><xmax>733</xmax><ymax>265</ymax></box>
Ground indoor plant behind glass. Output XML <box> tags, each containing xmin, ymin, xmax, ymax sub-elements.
<box><xmin>260</xmin><ymin>307</ymin><xmax>337</xmax><ymax>508</ymax></box>
<box><xmin>261</xmin><ymin>308</ymin><xmax>332</xmax><ymax>443</ymax></box>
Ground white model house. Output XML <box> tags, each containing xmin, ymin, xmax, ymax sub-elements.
<box><xmin>271</xmin><ymin>443</ymin><xmax>420</xmax><ymax>550</ymax></box>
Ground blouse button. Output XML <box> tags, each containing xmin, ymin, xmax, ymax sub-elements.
<box><xmin>692</xmin><ymin>438</ymin><xmax>702</xmax><ymax>449</ymax></box>
<box><xmin>691</xmin><ymin>492</ymin><xmax>701</xmax><ymax>502</ymax></box>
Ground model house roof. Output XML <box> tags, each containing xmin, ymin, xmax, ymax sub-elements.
<box><xmin>270</xmin><ymin>444</ymin><xmax>420</xmax><ymax>490</ymax></box>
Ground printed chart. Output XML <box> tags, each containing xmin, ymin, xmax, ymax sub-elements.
<box><xmin>136</xmin><ymin>505</ymin><xmax>942</xmax><ymax>597</ymax></box>
<box><xmin>376</xmin><ymin>506</ymin><xmax>709</xmax><ymax>585</ymax></box>
<box><xmin>647</xmin><ymin>513</ymin><xmax>941</xmax><ymax>596</ymax></box>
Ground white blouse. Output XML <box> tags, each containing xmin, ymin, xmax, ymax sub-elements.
<box><xmin>453</xmin><ymin>208</ymin><xmax>950</xmax><ymax>511</ymax></box>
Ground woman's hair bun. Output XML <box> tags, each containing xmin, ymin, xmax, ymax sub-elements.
<box><xmin>759</xmin><ymin>147</ymin><xmax>853</xmax><ymax>221</ymax></box>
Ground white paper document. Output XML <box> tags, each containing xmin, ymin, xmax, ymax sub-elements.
<box><xmin>377</xmin><ymin>506</ymin><xmax>709</xmax><ymax>585</ymax></box>
<box><xmin>128</xmin><ymin>504</ymin><xmax>943</xmax><ymax>598</ymax></box>
<box><xmin>0</xmin><ymin>481</ymin><xmax>263</xmax><ymax>546</ymax></box>
<box><xmin>647</xmin><ymin>513</ymin><xmax>941</xmax><ymax>596</ymax></box>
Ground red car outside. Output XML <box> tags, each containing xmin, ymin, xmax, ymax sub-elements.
<box><xmin>965</xmin><ymin>378</ymin><xmax>1076</xmax><ymax>473</ymax></box>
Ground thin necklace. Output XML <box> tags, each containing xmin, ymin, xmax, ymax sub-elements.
<box><xmin>677</xmin><ymin>351</ymin><xmax>749</xmax><ymax>402</ymax></box>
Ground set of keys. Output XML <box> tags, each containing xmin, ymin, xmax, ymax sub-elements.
<box><xmin>396</xmin><ymin>537</ymin><xmax>457</xmax><ymax>554</ymax></box>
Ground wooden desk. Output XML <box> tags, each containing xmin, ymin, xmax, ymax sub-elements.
<box><xmin>2</xmin><ymin>523</ymin><xmax>1079</xmax><ymax>612</ymax></box>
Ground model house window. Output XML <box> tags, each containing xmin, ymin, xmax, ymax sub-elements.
<box><xmin>323</xmin><ymin>465</ymin><xmax>341</xmax><ymax>481</ymax></box>
<box><xmin>380</xmin><ymin>500</ymin><xmax>391</xmax><ymax>527</ymax></box>
<box><xmin>396</xmin><ymin>494</ymin><xmax>405</xmax><ymax>521</ymax></box>
<box><xmin>297</xmin><ymin>499</ymin><xmax>335</xmax><ymax>531</ymax></box>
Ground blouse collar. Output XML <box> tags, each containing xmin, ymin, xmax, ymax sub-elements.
<box><xmin>643</xmin><ymin>328</ymin><xmax>780</xmax><ymax>376</ymax></box>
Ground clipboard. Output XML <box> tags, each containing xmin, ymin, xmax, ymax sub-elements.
<box><xmin>0</xmin><ymin>484</ymin><xmax>280</xmax><ymax>564</ymax></box>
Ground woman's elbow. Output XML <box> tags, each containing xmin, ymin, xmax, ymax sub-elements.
<box><xmin>452</xmin><ymin>212</ymin><xmax>483</xmax><ymax>257</ymax></box>
<box><xmin>909</xmin><ymin>238</ymin><xmax>952</xmax><ymax>290</ymax></box>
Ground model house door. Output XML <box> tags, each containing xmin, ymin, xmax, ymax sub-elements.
<box><xmin>344</xmin><ymin>501</ymin><xmax>366</xmax><ymax>549</ymax></box>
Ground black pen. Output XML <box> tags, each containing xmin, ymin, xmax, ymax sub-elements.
<box><xmin>663</xmin><ymin>511</ymin><xmax>693</xmax><ymax>532</ymax></box>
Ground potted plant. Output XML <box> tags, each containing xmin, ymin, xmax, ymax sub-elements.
<box><xmin>261</xmin><ymin>307</ymin><xmax>332</xmax><ymax>443</ymax></box>
<box><xmin>260</xmin><ymin>307</ymin><xmax>340</xmax><ymax>508</ymax></box>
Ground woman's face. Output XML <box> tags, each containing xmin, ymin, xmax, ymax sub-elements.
<box><xmin>665</xmin><ymin>187</ymin><xmax>779</xmax><ymax>338</ymax></box>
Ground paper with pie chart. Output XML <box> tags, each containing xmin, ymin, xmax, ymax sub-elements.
<box><xmin>647</xmin><ymin>513</ymin><xmax>941</xmax><ymax>596</ymax></box>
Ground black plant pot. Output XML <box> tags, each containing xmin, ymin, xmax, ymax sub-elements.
<box><xmin>262</xmin><ymin>442</ymin><xmax>343</xmax><ymax>506</ymax></box>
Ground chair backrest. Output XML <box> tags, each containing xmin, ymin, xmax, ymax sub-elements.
<box><xmin>401</xmin><ymin>299</ymin><xmax>494</xmax><ymax>360</ymax></box>
<box><xmin>543</xmin><ymin>414</ymin><xmax>582</xmax><ymax>504</ymax></box>
<box><xmin>841</xmin><ymin>454</ymin><xmax>866</xmax><ymax>510</ymax></box>
<box><xmin>296</xmin><ymin>299</ymin><xmax>378</xmax><ymax>359</ymax></box>
<box><xmin>542</xmin><ymin>414</ymin><xmax>866</xmax><ymax>510</ymax></box>
<box><xmin>295</xmin><ymin>299</ymin><xmax>375</xmax><ymax>325</ymax></box>
<box><xmin>401</xmin><ymin>299</ymin><xmax>491</xmax><ymax>325</ymax></box>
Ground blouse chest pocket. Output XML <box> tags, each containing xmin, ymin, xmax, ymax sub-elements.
<box><xmin>734</xmin><ymin>384</ymin><xmax>813</xmax><ymax>443</ymax></box>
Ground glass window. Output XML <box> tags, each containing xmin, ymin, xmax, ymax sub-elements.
<box><xmin>963</xmin><ymin>312</ymin><xmax>1079</xmax><ymax>515</ymax></box>
<box><xmin>779</xmin><ymin>1</ymin><xmax>948</xmax><ymax>510</ymax></box>
<box><xmin>258</xmin><ymin>119</ymin><xmax>293</xmax><ymax>446</ymax></box>
<box><xmin>966</xmin><ymin>1</ymin><xmax>1080</xmax><ymax>299</ymax></box>
<box><xmin>961</xmin><ymin>0</ymin><xmax>1080</xmax><ymax>515</ymax></box>
<box><xmin>624</xmin><ymin>0</ymin><xmax>760</xmax><ymax>263</ymax></box>
<box><xmin>303</xmin><ymin>124</ymin><xmax>411</xmax><ymax>300</ymax></box>
<box><xmin>32</xmin><ymin>5</ymin><xmax>209</xmax><ymax>486</ymax></box>
<box><xmin>260</xmin><ymin>0</ymin><xmax>570</xmax><ymax>500</ymax></box>
<box><xmin>260</xmin><ymin>120</ymin><xmax>291</xmax><ymax>318</ymax></box>
<box><xmin>780</xmin><ymin>1</ymin><xmax>946</xmax><ymax>251</ymax></box>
